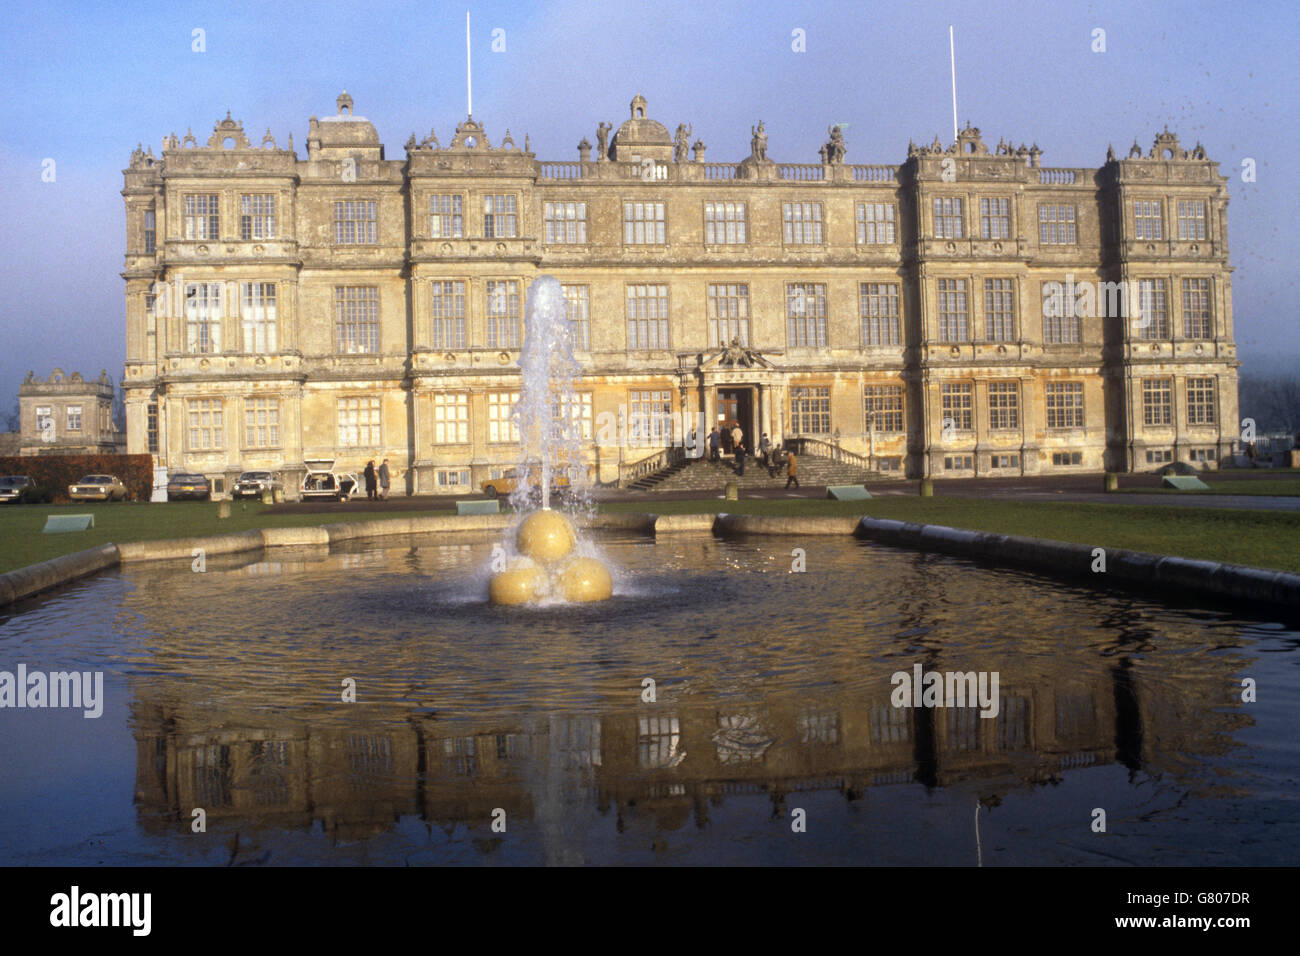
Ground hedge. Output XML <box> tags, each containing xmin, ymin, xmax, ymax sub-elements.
<box><xmin>0</xmin><ymin>454</ymin><xmax>154</xmax><ymax>502</ymax></box>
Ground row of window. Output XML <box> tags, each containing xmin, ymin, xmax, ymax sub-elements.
<box><xmin>936</xmin><ymin>377</ymin><xmax>1217</xmax><ymax>433</ymax></box>
<box><xmin>157</xmin><ymin>194</ymin><xmax>1209</xmax><ymax>248</ymax></box>
<box><xmin>182</xmin><ymin>392</ymin><xmax>592</xmax><ymax>452</ymax></box>
<box><xmin>169</xmin><ymin>377</ymin><xmax>1217</xmax><ymax>455</ymax></box>
<box><xmin>34</xmin><ymin>405</ymin><xmax>86</xmax><ymax>431</ymax></box>
<box><xmin>945</xmin><ymin>447</ymin><xmax>1217</xmax><ymax>472</ymax></box>
<box><xmin>154</xmin><ymin>275</ymin><xmax>1216</xmax><ymax>357</ymax></box>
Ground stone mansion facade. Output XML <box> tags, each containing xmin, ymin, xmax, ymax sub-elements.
<box><xmin>120</xmin><ymin>92</ymin><xmax>1238</xmax><ymax>493</ymax></box>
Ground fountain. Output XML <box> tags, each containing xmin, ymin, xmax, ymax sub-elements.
<box><xmin>488</xmin><ymin>276</ymin><xmax>613</xmax><ymax>604</ymax></box>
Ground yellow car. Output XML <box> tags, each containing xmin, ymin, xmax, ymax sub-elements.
<box><xmin>480</xmin><ymin>468</ymin><xmax>571</xmax><ymax>500</ymax></box>
<box><xmin>68</xmin><ymin>474</ymin><xmax>128</xmax><ymax>501</ymax></box>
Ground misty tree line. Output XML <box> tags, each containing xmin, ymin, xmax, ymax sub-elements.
<box><xmin>1238</xmin><ymin>372</ymin><xmax>1300</xmax><ymax>437</ymax></box>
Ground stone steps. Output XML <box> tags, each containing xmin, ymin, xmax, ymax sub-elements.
<box><xmin>625</xmin><ymin>457</ymin><xmax>693</xmax><ymax>491</ymax></box>
<box><xmin>632</xmin><ymin>454</ymin><xmax>875</xmax><ymax>493</ymax></box>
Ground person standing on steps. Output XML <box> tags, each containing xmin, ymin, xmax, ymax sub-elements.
<box><xmin>363</xmin><ymin>460</ymin><xmax>377</xmax><ymax>500</ymax></box>
<box><xmin>709</xmin><ymin>426</ymin><xmax>721</xmax><ymax>462</ymax></box>
<box><xmin>378</xmin><ymin>459</ymin><xmax>391</xmax><ymax>500</ymax></box>
<box><xmin>731</xmin><ymin>423</ymin><xmax>743</xmax><ymax>456</ymax></box>
<box><xmin>735</xmin><ymin>437</ymin><xmax>745</xmax><ymax>476</ymax></box>
<box><xmin>784</xmin><ymin>451</ymin><xmax>799</xmax><ymax>489</ymax></box>
<box><xmin>759</xmin><ymin>433</ymin><xmax>773</xmax><ymax>475</ymax></box>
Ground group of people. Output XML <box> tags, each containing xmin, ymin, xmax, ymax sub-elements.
<box><xmin>362</xmin><ymin>459</ymin><xmax>391</xmax><ymax>500</ymax></box>
<box><xmin>706</xmin><ymin>425</ymin><xmax>799</xmax><ymax>488</ymax></box>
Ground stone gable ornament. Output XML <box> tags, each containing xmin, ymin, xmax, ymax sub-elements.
<box><xmin>711</xmin><ymin>337</ymin><xmax>775</xmax><ymax>369</ymax></box>
<box><xmin>596</xmin><ymin>121</ymin><xmax>611</xmax><ymax>159</ymax></box>
<box><xmin>206</xmin><ymin>112</ymin><xmax>251</xmax><ymax>149</ymax></box>
<box><xmin>750</xmin><ymin>120</ymin><xmax>768</xmax><ymax>161</ymax></box>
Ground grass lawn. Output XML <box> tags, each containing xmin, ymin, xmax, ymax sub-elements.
<box><xmin>0</xmin><ymin>500</ymin><xmax>457</xmax><ymax>575</ymax></box>
<box><xmin>4</xmin><ymin>494</ymin><xmax>1300</xmax><ymax>576</ymax></box>
<box><xmin>1128</xmin><ymin>478</ymin><xmax>1300</xmax><ymax>497</ymax></box>
<box><xmin>600</xmin><ymin>497</ymin><xmax>1300</xmax><ymax>572</ymax></box>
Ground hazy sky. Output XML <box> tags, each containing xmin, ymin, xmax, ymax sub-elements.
<box><xmin>1</xmin><ymin>0</ymin><xmax>1295</xmax><ymax>412</ymax></box>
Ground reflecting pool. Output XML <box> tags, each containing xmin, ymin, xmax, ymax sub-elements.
<box><xmin>1</xmin><ymin>532</ymin><xmax>1296</xmax><ymax>865</ymax></box>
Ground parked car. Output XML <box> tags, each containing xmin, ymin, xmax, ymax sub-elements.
<box><xmin>19</xmin><ymin>480</ymin><xmax>55</xmax><ymax>503</ymax></box>
<box><xmin>232</xmin><ymin>471</ymin><xmax>281</xmax><ymax>499</ymax></box>
<box><xmin>68</xmin><ymin>474</ymin><xmax>128</xmax><ymax>502</ymax></box>
<box><xmin>480</xmin><ymin>467</ymin><xmax>572</xmax><ymax>500</ymax></box>
<box><xmin>167</xmin><ymin>473</ymin><xmax>212</xmax><ymax>501</ymax></box>
<box><xmin>0</xmin><ymin>475</ymin><xmax>33</xmax><ymax>503</ymax></box>
<box><xmin>301</xmin><ymin>459</ymin><xmax>360</xmax><ymax>502</ymax></box>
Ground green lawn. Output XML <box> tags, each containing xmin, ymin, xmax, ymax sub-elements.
<box><xmin>4</xmin><ymin>495</ymin><xmax>1300</xmax><ymax>576</ymax></box>
<box><xmin>0</xmin><ymin>500</ymin><xmax>459</xmax><ymax>575</ymax></box>
<box><xmin>1129</xmin><ymin>478</ymin><xmax>1300</xmax><ymax>497</ymax></box>
<box><xmin>601</xmin><ymin>497</ymin><xmax>1300</xmax><ymax>572</ymax></box>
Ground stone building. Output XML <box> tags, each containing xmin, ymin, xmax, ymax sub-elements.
<box><xmin>18</xmin><ymin>368</ymin><xmax>125</xmax><ymax>456</ymax></box>
<box><xmin>121</xmin><ymin>93</ymin><xmax>1238</xmax><ymax>493</ymax></box>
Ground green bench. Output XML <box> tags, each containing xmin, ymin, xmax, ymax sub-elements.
<box><xmin>826</xmin><ymin>485</ymin><xmax>872</xmax><ymax>500</ymax></box>
<box><xmin>457</xmin><ymin>499</ymin><xmax>500</xmax><ymax>515</ymax></box>
<box><xmin>1161</xmin><ymin>475</ymin><xmax>1210</xmax><ymax>491</ymax></box>
<box><xmin>43</xmin><ymin>514</ymin><xmax>95</xmax><ymax>533</ymax></box>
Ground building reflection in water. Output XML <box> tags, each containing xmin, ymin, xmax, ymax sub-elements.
<box><xmin>115</xmin><ymin>532</ymin><xmax>1262</xmax><ymax>858</ymax></box>
<box><xmin>131</xmin><ymin>666</ymin><xmax>1247</xmax><ymax>850</ymax></box>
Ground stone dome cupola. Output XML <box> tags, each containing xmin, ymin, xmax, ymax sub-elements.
<box><xmin>308</xmin><ymin>90</ymin><xmax>384</xmax><ymax>160</ymax></box>
<box><xmin>610</xmin><ymin>93</ymin><xmax>672</xmax><ymax>162</ymax></box>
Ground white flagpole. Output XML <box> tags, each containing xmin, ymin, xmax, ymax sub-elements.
<box><xmin>466</xmin><ymin>11</ymin><xmax>472</xmax><ymax>118</ymax></box>
<box><xmin>951</xmin><ymin>25</ymin><xmax>961</xmax><ymax>141</ymax></box>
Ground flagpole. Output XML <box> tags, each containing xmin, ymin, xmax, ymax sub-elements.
<box><xmin>466</xmin><ymin>11</ymin><xmax>472</xmax><ymax>118</ymax></box>
<box><xmin>951</xmin><ymin>25</ymin><xmax>961</xmax><ymax>141</ymax></box>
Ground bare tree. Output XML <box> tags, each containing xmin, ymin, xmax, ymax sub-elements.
<box><xmin>113</xmin><ymin>380</ymin><xmax>126</xmax><ymax>432</ymax></box>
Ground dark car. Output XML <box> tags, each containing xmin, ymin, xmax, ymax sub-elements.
<box><xmin>0</xmin><ymin>475</ymin><xmax>33</xmax><ymax>503</ymax></box>
<box><xmin>167</xmin><ymin>473</ymin><xmax>212</xmax><ymax>501</ymax></box>
<box><xmin>232</xmin><ymin>471</ymin><xmax>281</xmax><ymax>499</ymax></box>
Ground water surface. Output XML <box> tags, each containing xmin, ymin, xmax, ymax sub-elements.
<box><xmin>1</xmin><ymin>532</ymin><xmax>1296</xmax><ymax>865</ymax></box>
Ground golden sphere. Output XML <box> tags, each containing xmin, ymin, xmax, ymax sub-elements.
<box><xmin>489</xmin><ymin>561</ymin><xmax>548</xmax><ymax>605</ymax></box>
<box><xmin>556</xmin><ymin>556</ymin><xmax>614</xmax><ymax>603</ymax></box>
<box><xmin>516</xmin><ymin>510</ymin><xmax>576</xmax><ymax>564</ymax></box>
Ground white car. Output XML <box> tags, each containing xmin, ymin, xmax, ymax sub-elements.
<box><xmin>300</xmin><ymin>459</ymin><xmax>360</xmax><ymax>502</ymax></box>
<box><xmin>233</xmin><ymin>471</ymin><xmax>282</xmax><ymax>499</ymax></box>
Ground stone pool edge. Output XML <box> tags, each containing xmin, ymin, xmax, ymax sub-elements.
<box><xmin>2</xmin><ymin>511</ymin><xmax>1297</xmax><ymax>610</ymax></box>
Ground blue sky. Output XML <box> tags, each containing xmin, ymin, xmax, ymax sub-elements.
<box><xmin>1</xmin><ymin>0</ymin><xmax>1295</xmax><ymax>411</ymax></box>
